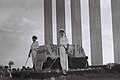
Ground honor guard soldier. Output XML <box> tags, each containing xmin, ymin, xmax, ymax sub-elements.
<box><xmin>59</xmin><ymin>29</ymin><xmax>69</xmax><ymax>74</ymax></box>
<box><xmin>28</xmin><ymin>36</ymin><xmax>39</xmax><ymax>69</ymax></box>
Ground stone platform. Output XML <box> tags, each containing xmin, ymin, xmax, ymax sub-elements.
<box><xmin>10</xmin><ymin>64</ymin><xmax>120</xmax><ymax>80</ymax></box>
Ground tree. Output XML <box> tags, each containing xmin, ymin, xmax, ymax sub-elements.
<box><xmin>8</xmin><ymin>61</ymin><xmax>15</xmax><ymax>70</ymax></box>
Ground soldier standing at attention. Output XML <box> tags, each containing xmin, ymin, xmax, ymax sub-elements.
<box><xmin>59</xmin><ymin>29</ymin><xmax>69</xmax><ymax>74</ymax></box>
<box><xmin>28</xmin><ymin>36</ymin><xmax>39</xmax><ymax>69</ymax></box>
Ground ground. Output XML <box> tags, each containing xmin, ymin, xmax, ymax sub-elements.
<box><xmin>0</xmin><ymin>77</ymin><xmax>120</xmax><ymax>80</ymax></box>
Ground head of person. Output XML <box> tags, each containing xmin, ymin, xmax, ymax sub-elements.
<box><xmin>32</xmin><ymin>35</ymin><xmax>37</xmax><ymax>42</ymax></box>
<box><xmin>59</xmin><ymin>29</ymin><xmax>66</xmax><ymax>37</ymax></box>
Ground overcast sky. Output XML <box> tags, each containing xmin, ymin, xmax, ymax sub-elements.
<box><xmin>0</xmin><ymin>0</ymin><xmax>114</xmax><ymax>68</ymax></box>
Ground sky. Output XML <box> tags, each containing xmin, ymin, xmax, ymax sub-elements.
<box><xmin>0</xmin><ymin>0</ymin><xmax>114</xmax><ymax>68</ymax></box>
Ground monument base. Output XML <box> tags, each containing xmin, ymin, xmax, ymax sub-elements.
<box><xmin>42</xmin><ymin>56</ymin><xmax>89</xmax><ymax>70</ymax></box>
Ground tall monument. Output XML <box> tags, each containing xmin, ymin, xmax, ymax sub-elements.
<box><xmin>43</xmin><ymin>0</ymin><xmax>105</xmax><ymax>65</ymax></box>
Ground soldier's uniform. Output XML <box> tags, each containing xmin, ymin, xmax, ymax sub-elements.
<box><xmin>30</xmin><ymin>41</ymin><xmax>39</xmax><ymax>66</ymax></box>
<box><xmin>59</xmin><ymin>34</ymin><xmax>68</xmax><ymax>71</ymax></box>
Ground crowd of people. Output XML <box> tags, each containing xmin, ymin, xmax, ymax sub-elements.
<box><xmin>0</xmin><ymin>66</ymin><xmax>12</xmax><ymax>78</ymax></box>
<box><xmin>0</xmin><ymin>65</ymin><xmax>33</xmax><ymax>78</ymax></box>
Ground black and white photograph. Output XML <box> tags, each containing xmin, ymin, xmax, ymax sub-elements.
<box><xmin>0</xmin><ymin>0</ymin><xmax>120</xmax><ymax>80</ymax></box>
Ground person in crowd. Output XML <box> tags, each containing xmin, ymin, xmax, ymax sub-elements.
<box><xmin>21</xmin><ymin>66</ymin><xmax>26</xmax><ymax>71</ymax></box>
<box><xmin>28</xmin><ymin>35</ymin><xmax>39</xmax><ymax>70</ymax></box>
<box><xmin>0</xmin><ymin>66</ymin><xmax>4</xmax><ymax>78</ymax></box>
<box><xmin>59</xmin><ymin>29</ymin><xmax>69</xmax><ymax>74</ymax></box>
<box><xmin>4</xmin><ymin>66</ymin><xmax>11</xmax><ymax>77</ymax></box>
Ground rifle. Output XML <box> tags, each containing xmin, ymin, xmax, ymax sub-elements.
<box><xmin>63</xmin><ymin>44</ymin><xmax>74</xmax><ymax>57</ymax></box>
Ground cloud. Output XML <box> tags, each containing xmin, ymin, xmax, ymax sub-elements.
<box><xmin>0</xmin><ymin>16</ymin><xmax>42</xmax><ymax>34</ymax></box>
<box><xmin>0</xmin><ymin>28</ymin><xmax>15</xmax><ymax>32</ymax></box>
<box><xmin>21</xmin><ymin>17</ymin><xmax>39</xmax><ymax>27</ymax></box>
<box><xmin>0</xmin><ymin>0</ymin><xmax>43</xmax><ymax>9</ymax></box>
